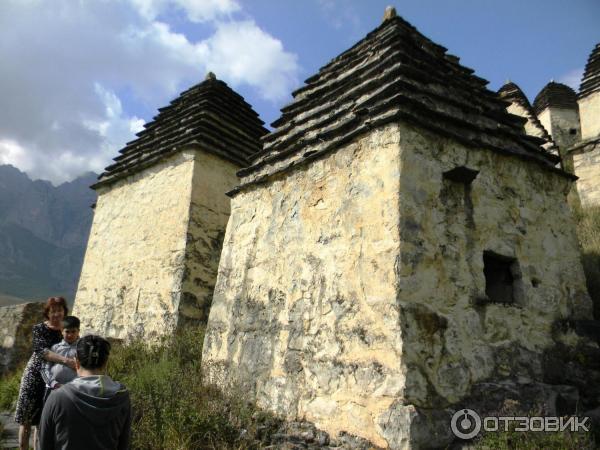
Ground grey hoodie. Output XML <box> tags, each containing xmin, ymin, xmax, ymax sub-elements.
<box><xmin>38</xmin><ymin>375</ymin><xmax>131</xmax><ymax>450</ymax></box>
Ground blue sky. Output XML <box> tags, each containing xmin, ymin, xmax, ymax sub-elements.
<box><xmin>0</xmin><ymin>0</ymin><xmax>598</xmax><ymax>184</ymax></box>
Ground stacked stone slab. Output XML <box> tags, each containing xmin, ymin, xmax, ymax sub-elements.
<box><xmin>0</xmin><ymin>302</ymin><xmax>44</xmax><ymax>375</ymax></box>
<box><xmin>497</xmin><ymin>81</ymin><xmax>555</xmax><ymax>153</ymax></box>
<box><xmin>203</xmin><ymin>8</ymin><xmax>597</xmax><ymax>448</ymax></box>
<box><xmin>73</xmin><ymin>73</ymin><xmax>267</xmax><ymax>340</ymax></box>
<box><xmin>569</xmin><ymin>43</ymin><xmax>600</xmax><ymax>206</ymax></box>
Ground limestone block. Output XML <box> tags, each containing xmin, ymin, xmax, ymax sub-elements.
<box><xmin>506</xmin><ymin>103</ymin><xmax>547</xmax><ymax>140</ymax></box>
<box><xmin>537</xmin><ymin>108</ymin><xmax>581</xmax><ymax>150</ymax></box>
<box><xmin>203</xmin><ymin>121</ymin><xmax>593</xmax><ymax>449</ymax></box>
<box><xmin>0</xmin><ymin>302</ymin><xmax>45</xmax><ymax>375</ymax></box>
<box><xmin>579</xmin><ymin>94</ymin><xmax>600</xmax><ymax>140</ymax></box>
<box><xmin>74</xmin><ymin>148</ymin><xmax>238</xmax><ymax>340</ymax></box>
<box><xmin>573</xmin><ymin>140</ymin><xmax>600</xmax><ymax>206</ymax></box>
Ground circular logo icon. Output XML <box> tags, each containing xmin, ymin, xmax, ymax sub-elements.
<box><xmin>451</xmin><ymin>409</ymin><xmax>482</xmax><ymax>440</ymax></box>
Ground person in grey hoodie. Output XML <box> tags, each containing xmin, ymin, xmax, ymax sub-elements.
<box><xmin>38</xmin><ymin>334</ymin><xmax>131</xmax><ymax>450</ymax></box>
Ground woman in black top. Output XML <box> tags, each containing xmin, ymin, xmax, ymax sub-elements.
<box><xmin>14</xmin><ymin>297</ymin><xmax>76</xmax><ymax>450</ymax></box>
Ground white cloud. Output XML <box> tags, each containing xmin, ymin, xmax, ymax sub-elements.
<box><xmin>200</xmin><ymin>21</ymin><xmax>299</xmax><ymax>101</ymax></box>
<box><xmin>131</xmin><ymin>0</ymin><xmax>240</xmax><ymax>22</ymax></box>
<box><xmin>558</xmin><ymin>68</ymin><xmax>584</xmax><ymax>91</ymax></box>
<box><xmin>0</xmin><ymin>0</ymin><xmax>298</xmax><ymax>184</ymax></box>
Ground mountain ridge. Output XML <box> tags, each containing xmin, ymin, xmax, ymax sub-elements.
<box><xmin>0</xmin><ymin>165</ymin><xmax>98</xmax><ymax>305</ymax></box>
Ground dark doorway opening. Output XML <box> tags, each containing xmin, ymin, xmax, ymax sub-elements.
<box><xmin>483</xmin><ymin>251</ymin><xmax>518</xmax><ymax>304</ymax></box>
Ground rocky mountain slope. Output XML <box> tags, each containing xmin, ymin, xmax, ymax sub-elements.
<box><xmin>0</xmin><ymin>165</ymin><xmax>97</xmax><ymax>304</ymax></box>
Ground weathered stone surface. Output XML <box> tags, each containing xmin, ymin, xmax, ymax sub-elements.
<box><xmin>497</xmin><ymin>82</ymin><xmax>554</xmax><ymax>149</ymax></box>
<box><xmin>0</xmin><ymin>302</ymin><xmax>44</xmax><ymax>375</ymax></box>
<box><xmin>579</xmin><ymin>42</ymin><xmax>600</xmax><ymax>140</ymax></box>
<box><xmin>204</xmin><ymin>124</ymin><xmax>404</xmax><ymax>447</ymax></box>
<box><xmin>203</xmin><ymin>120</ymin><xmax>594</xmax><ymax>448</ymax></box>
<box><xmin>537</xmin><ymin>107</ymin><xmax>581</xmax><ymax>151</ymax></box>
<box><xmin>73</xmin><ymin>149</ymin><xmax>238</xmax><ymax>340</ymax></box>
<box><xmin>571</xmin><ymin>136</ymin><xmax>600</xmax><ymax>206</ymax></box>
<box><xmin>579</xmin><ymin>94</ymin><xmax>600</xmax><ymax>140</ymax></box>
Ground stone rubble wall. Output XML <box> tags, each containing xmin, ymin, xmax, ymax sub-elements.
<box><xmin>74</xmin><ymin>148</ymin><xmax>239</xmax><ymax>340</ymax></box>
<box><xmin>537</xmin><ymin>107</ymin><xmax>581</xmax><ymax>150</ymax></box>
<box><xmin>74</xmin><ymin>152</ymin><xmax>196</xmax><ymax>340</ymax></box>
<box><xmin>0</xmin><ymin>302</ymin><xmax>45</xmax><ymax>375</ymax></box>
<box><xmin>386</xmin><ymin>123</ymin><xmax>593</xmax><ymax>447</ymax></box>
<box><xmin>579</xmin><ymin>94</ymin><xmax>600</xmax><ymax>140</ymax></box>
<box><xmin>178</xmin><ymin>151</ymin><xmax>239</xmax><ymax>327</ymax></box>
<box><xmin>506</xmin><ymin>102</ymin><xmax>547</xmax><ymax>140</ymax></box>
<box><xmin>573</xmin><ymin>138</ymin><xmax>600</xmax><ymax>206</ymax></box>
<box><xmin>203</xmin><ymin>124</ymin><xmax>405</xmax><ymax>448</ymax></box>
<box><xmin>203</xmin><ymin>120</ymin><xmax>594</xmax><ymax>449</ymax></box>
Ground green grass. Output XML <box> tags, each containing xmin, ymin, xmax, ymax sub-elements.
<box><xmin>0</xmin><ymin>329</ymin><xmax>280</xmax><ymax>449</ymax></box>
<box><xmin>106</xmin><ymin>327</ymin><xmax>281</xmax><ymax>449</ymax></box>
<box><xmin>474</xmin><ymin>426</ymin><xmax>596</xmax><ymax>449</ymax></box>
<box><xmin>0</xmin><ymin>365</ymin><xmax>23</xmax><ymax>411</ymax></box>
<box><xmin>575</xmin><ymin>206</ymin><xmax>600</xmax><ymax>319</ymax></box>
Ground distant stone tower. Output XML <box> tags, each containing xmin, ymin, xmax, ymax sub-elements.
<box><xmin>578</xmin><ymin>43</ymin><xmax>600</xmax><ymax>140</ymax></box>
<box><xmin>533</xmin><ymin>81</ymin><xmax>581</xmax><ymax>152</ymax></box>
<box><xmin>569</xmin><ymin>43</ymin><xmax>600</xmax><ymax>206</ymax></box>
<box><xmin>73</xmin><ymin>74</ymin><xmax>267</xmax><ymax>340</ymax></box>
<box><xmin>498</xmin><ymin>81</ymin><xmax>554</xmax><ymax>151</ymax></box>
<box><xmin>203</xmin><ymin>9</ymin><xmax>595</xmax><ymax>449</ymax></box>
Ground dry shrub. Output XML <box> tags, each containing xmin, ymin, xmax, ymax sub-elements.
<box><xmin>107</xmin><ymin>326</ymin><xmax>280</xmax><ymax>450</ymax></box>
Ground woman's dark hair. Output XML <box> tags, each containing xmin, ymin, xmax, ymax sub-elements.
<box><xmin>43</xmin><ymin>297</ymin><xmax>68</xmax><ymax>319</ymax></box>
<box><xmin>77</xmin><ymin>335</ymin><xmax>111</xmax><ymax>369</ymax></box>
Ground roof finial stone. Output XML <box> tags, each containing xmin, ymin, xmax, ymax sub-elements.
<box><xmin>383</xmin><ymin>6</ymin><xmax>397</xmax><ymax>22</ymax></box>
<box><xmin>205</xmin><ymin>71</ymin><xmax>216</xmax><ymax>81</ymax></box>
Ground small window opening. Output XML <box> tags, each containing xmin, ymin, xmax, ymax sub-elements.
<box><xmin>569</xmin><ymin>128</ymin><xmax>577</xmax><ymax>135</ymax></box>
<box><xmin>443</xmin><ymin>166</ymin><xmax>479</xmax><ymax>184</ymax></box>
<box><xmin>483</xmin><ymin>251</ymin><xmax>518</xmax><ymax>304</ymax></box>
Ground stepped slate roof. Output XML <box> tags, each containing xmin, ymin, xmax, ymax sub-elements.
<box><xmin>93</xmin><ymin>73</ymin><xmax>268</xmax><ymax>189</ymax></box>
<box><xmin>579</xmin><ymin>43</ymin><xmax>600</xmax><ymax>100</ymax></box>
<box><xmin>497</xmin><ymin>82</ymin><xmax>553</xmax><ymax>144</ymax></box>
<box><xmin>233</xmin><ymin>8</ymin><xmax>567</xmax><ymax>194</ymax></box>
<box><xmin>533</xmin><ymin>82</ymin><xmax>578</xmax><ymax>115</ymax></box>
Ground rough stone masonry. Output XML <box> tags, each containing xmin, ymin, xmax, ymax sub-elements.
<box><xmin>70</xmin><ymin>6</ymin><xmax>600</xmax><ymax>449</ymax></box>
<box><xmin>202</xmin><ymin>8</ymin><xmax>599</xmax><ymax>449</ymax></box>
<box><xmin>73</xmin><ymin>74</ymin><xmax>267</xmax><ymax>339</ymax></box>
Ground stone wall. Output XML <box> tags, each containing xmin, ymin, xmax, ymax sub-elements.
<box><xmin>203</xmin><ymin>121</ymin><xmax>594</xmax><ymax>448</ymax></box>
<box><xmin>389</xmin><ymin>124</ymin><xmax>592</xmax><ymax>446</ymax></box>
<box><xmin>0</xmin><ymin>302</ymin><xmax>45</xmax><ymax>375</ymax></box>
<box><xmin>179</xmin><ymin>151</ymin><xmax>240</xmax><ymax>327</ymax></box>
<box><xmin>579</xmin><ymin>94</ymin><xmax>600</xmax><ymax>140</ymax></box>
<box><xmin>74</xmin><ymin>148</ymin><xmax>238</xmax><ymax>340</ymax></box>
<box><xmin>204</xmin><ymin>125</ymin><xmax>404</xmax><ymax>447</ymax></box>
<box><xmin>572</xmin><ymin>137</ymin><xmax>600</xmax><ymax>206</ymax></box>
<box><xmin>506</xmin><ymin>103</ymin><xmax>547</xmax><ymax>139</ymax></box>
<box><xmin>537</xmin><ymin>108</ymin><xmax>581</xmax><ymax>150</ymax></box>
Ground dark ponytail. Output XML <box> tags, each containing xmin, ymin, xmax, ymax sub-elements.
<box><xmin>77</xmin><ymin>335</ymin><xmax>111</xmax><ymax>369</ymax></box>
